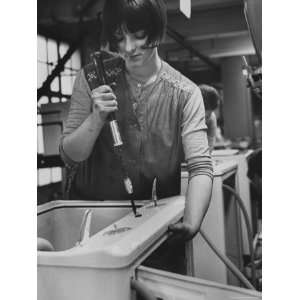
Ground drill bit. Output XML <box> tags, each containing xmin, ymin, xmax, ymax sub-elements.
<box><xmin>152</xmin><ymin>177</ymin><xmax>158</xmax><ymax>207</ymax></box>
<box><xmin>120</xmin><ymin>156</ymin><xmax>140</xmax><ymax>217</ymax></box>
<box><xmin>124</xmin><ymin>176</ymin><xmax>140</xmax><ymax>217</ymax></box>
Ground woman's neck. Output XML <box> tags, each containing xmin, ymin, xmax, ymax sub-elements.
<box><xmin>126</xmin><ymin>49</ymin><xmax>162</xmax><ymax>84</ymax></box>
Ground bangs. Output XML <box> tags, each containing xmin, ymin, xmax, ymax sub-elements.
<box><xmin>122</xmin><ymin>3</ymin><xmax>153</xmax><ymax>34</ymax></box>
<box><xmin>102</xmin><ymin>0</ymin><xmax>166</xmax><ymax>49</ymax></box>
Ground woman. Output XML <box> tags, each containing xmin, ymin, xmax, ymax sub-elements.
<box><xmin>60</xmin><ymin>0</ymin><xmax>213</xmax><ymax>242</ymax></box>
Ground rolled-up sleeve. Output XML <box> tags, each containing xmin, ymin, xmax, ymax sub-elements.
<box><xmin>59</xmin><ymin>69</ymin><xmax>92</xmax><ymax>167</ymax></box>
<box><xmin>181</xmin><ymin>88</ymin><xmax>213</xmax><ymax>180</ymax></box>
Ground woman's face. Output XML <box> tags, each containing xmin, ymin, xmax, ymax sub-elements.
<box><xmin>115</xmin><ymin>26</ymin><xmax>156</xmax><ymax>68</ymax></box>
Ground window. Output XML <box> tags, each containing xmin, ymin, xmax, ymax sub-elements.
<box><xmin>37</xmin><ymin>35</ymin><xmax>81</xmax><ymax>104</ymax></box>
<box><xmin>37</xmin><ymin>35</ymin><xmax>81</xmax><ymax>186</ymax></box>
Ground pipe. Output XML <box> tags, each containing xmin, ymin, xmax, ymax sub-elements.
<box><xmin>199</xmin><ymin>229</ymin><xmax>255</xmax><ymax>290</ymax></box>
<box><xmin>222</xmin><ymin>184</ymin><xmax>256</xmax><ymax>286</ymax></box>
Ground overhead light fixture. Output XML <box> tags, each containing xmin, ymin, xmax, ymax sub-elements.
<box><xmin>180</xmin><ymin>0</ymin><xmax>191</xmax><ymax>19</ymax></box>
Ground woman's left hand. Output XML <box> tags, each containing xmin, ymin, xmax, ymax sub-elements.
<box><xmin>167</xmin><ymin>222</ymin><xmax>198</xmax><ymax>243</ymax></box>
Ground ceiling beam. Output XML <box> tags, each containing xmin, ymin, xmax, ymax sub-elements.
<box><xmin>166</xmin><ymin>0</ymin><xmax>242</xmax><ymax>13</ymax></box>
<box><xmin>163</xmin><ymin>30</ymin><xmax>248</xmax><ymax>45</ymax></box>
<box><xmin>166</xmin><ymin>26</ymin><xmax>219</xmax><ymax>70</ymax></box>
<box><xmin>162</xmin><ymin>31</ymin><xmax>255</xmax><ymax>59</ymax></box>
<box><xmin>202</xmin><ymin>33</ymin><xmax>255</xmax><ymax>58</ymax></box>
<box><xmin>167</xmin><ymin>5</ymin><xmax>247</xmax><ymax>38</ymax></box>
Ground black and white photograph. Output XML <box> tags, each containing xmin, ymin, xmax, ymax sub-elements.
<box><xmin>36</xmin><ymin>0</ymin><xmax>263</xmax><ymax>299</ymax></box>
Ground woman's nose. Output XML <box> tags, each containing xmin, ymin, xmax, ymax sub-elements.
<box><xmin>124</xmin><ymin>36</ymin><xmax>136</xmax><ymax>53</ymax></box>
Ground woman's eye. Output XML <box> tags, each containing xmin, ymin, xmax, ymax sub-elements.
<box><xmin>114</xmin><ymin>32</ymin><xmax>124</xmax><ymax>41</ymax></box>
<box><xmin>134</xmin><ymin>31</ymin><xmax>147</xmax><ymax>39</ymax></box>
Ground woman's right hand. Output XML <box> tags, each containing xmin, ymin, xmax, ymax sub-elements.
<box><xmin>91</xmin><ymin>85</ymin><xmax>118</xmax><ymax>121</ymax></box>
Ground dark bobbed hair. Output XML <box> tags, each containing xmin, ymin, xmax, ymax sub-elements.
<box><xmin>199</xmin><ymin>84</ymin><xmax>220</xmax><ymax>111</ymax></box>
<box><xmin>101</xmin><ymin>0</ymin><xmax>167</xmax><ymax>50</ymax></box>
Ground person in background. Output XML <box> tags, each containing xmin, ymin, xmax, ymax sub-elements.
<box><xmin>60</xmin><ymin>0</ymin><xmax>213</xmax><ymax>246</ymax></box>
<box><xmin>199</xmin><ymin>84</ymin><xmax>221</xmax><ymax>153</ymax></box>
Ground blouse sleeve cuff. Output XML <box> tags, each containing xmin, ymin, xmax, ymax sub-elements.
<box><xmin>187</xmin><ymin>156</ymin><xmax>214</xmax><ymax>181</ymax></box>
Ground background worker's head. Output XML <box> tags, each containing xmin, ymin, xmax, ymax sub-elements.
<box><xmin>199</xmin><ymin>84</ymin><xmax>220</xmax><ymax>122</ymax></box>
<box><xmin>102</xmin><ymin>0</ymin><xmax>167</xmax><ymax>67</ymax></box>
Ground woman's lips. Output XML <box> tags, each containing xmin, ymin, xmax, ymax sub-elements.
<box><xmin>128</xmin><ymin>54</ymin><xmax>142</xmax><ymax>61</ymax></box>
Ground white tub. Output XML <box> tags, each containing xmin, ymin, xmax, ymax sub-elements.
<box><xmin>37</xmin><ymin>196</ymin><xmax>185</xmax><ymax>300</ymax></box>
